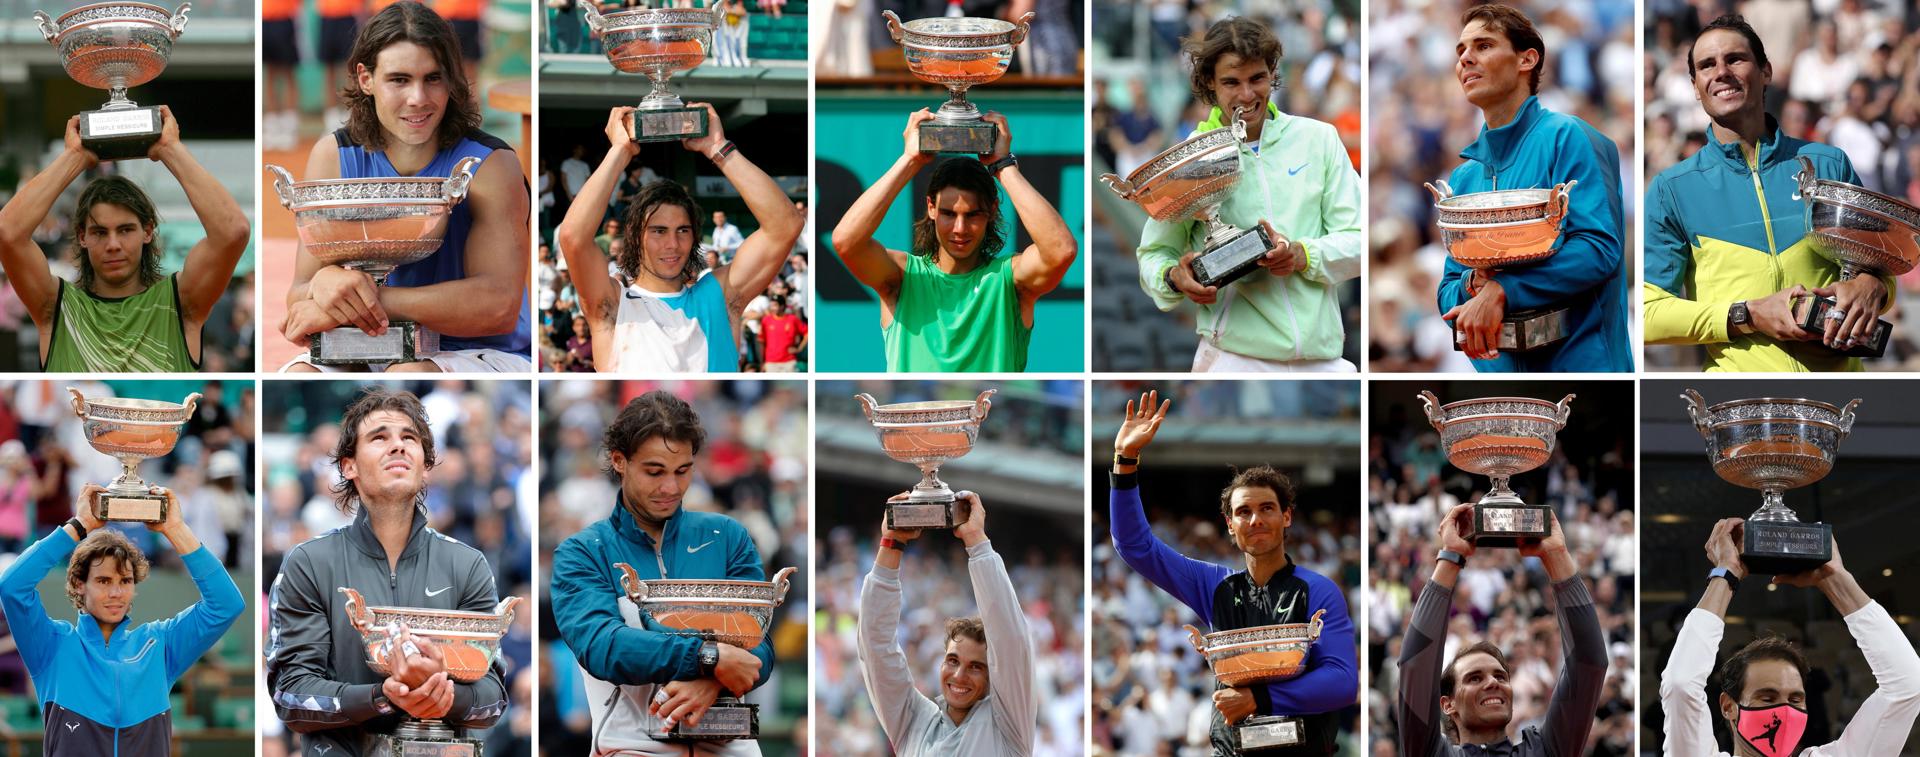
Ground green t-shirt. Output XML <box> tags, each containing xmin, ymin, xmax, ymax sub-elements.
<box><xmin>884</xmin><ymin>253</ymin><xmax>1030</xmax><ymax>372</ymax></box>
<box><xmin>45</xmin><ymin>273</ymin><xmax>196</xmax><ymax>372</ymax></box>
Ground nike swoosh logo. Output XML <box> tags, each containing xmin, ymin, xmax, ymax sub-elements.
<box><xmin>1276</xmin><ymin>600</ymin><xmax>1296</xmax><ymax>617</ymax></box>
<box><xmin>425</xmin><ymin>586</ymin><xmax>451</xmax><ymax>597</ymax></box>
<box><xmin>64</xmin><ymin>723</ymin><xmax>77</xmax><ymax>732</ymax></box>
<box><xmin>1288</xmin><ymin>163</ymin><xmax>1308</xmax><ymax>176</ymax></box>
<box><xmin>687</xmin><ymin>541</ymin><xmax>715</xmax><ymax>554</ymax></box>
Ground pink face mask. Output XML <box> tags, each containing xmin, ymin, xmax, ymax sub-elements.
<box><xmin>1734</xmin><ymin>702</ymin><xmax>1808</xmax><ymax>757</ymax></box>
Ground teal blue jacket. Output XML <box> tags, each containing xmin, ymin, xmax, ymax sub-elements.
<box><xmin>1436</xmin><ymin>96</ymin><xmax>1633</xmax><ymax>372</ymax></box>
<box><xmin>550</xmin><ymin>498</ymin><xmax>774</xmax><ymax>688</ymax></box>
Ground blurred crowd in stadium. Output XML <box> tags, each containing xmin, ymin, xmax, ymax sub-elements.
<box><xmin>1646</xmin><ymin>0</ymin><xmax>1920</xmax><ymax>369</ymax></box>
<box><xmin>535</xmin><ymin>380</ymin><xmax>810</xmax><ymax>756</ymax></box>
<box><xmin>1367</xmin><ymin>0</ymin><xmax>1635</xmax><ymax>372</ymax></box>
<box><xmin>260</xmin><ymin>379</ymin><xmax>534</xmax><ymax>757</ymax></box>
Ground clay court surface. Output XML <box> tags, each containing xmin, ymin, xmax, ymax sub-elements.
<box><xmin>260</xmin><ymin>137</ymin><xmax>311</xmax><ymax>370</ymax></box>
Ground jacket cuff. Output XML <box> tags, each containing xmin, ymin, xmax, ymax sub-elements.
<box><xmin>1709</xmin><ymin>300</ymin><xmax>1733</xmax><ymax>344</ymax></box>
<box><xmin>965</xmin><ymin>539</ymin><xmax>995</xmax><ymax>561</ymax></box>
<box><xmin>1110</xmin><ymin>471</ymin><xmax>1138</xmax><ymax>490</ymax></box>
<box><xmin>450</xmin><ymin>681</ymin><xmax>475</xmax><ymax>721</ymax></box>
<box><xmin>341</xmin><ymin>683</ymin><xmax>387</xmax><ymax>722</ymax></box>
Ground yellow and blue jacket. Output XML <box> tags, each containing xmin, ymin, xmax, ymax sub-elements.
<box><xmin>1644</xmin><ymin>118</ymin><xmax>1890</xmax><ymax>371</ymax></box>
<box><xmin>1436</xmin><ymin>97</ymin><xmax>1634</xmax><ymax>372</ymax></box>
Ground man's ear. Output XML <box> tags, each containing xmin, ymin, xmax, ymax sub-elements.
<box><xmin>1719</xmin><ymin>691</ymin><xmax>1739</xmax><ymax>723</ymax></box>
<box><xmin>1440</xmin><ymin>693</ymin><xmax>1456</xmax><ymax>721</ymax></box>
<box><xmin>609</xmin><ymin>451</ymin><xmax>627</xmax><ymax>478</ymax></box>
<box><xmin>355</xmin><ymin>62</ymin><xmax>374</xmax><ymax>93</ymax></box>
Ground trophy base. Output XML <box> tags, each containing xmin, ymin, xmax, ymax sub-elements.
<box><xmin>1464</xmin><ymin>503</ymin><xmax>1552</xmax><ymax>549</ymax></box>
<box><xmin>1794</xmin><ymin>295</ymin><xmax>1891</xmax><ymax>358</ymax></box>
<box><xmin>386</xmin><ymin>721</ymin><xmax>483</xmax><ymax>757</ymax></box>
<box><xmin>919</xmin><ymin>121</ymin><xmax>997</xmax><ymax>155</ymax></box>
<box><xmin>1192</xmin><ymin>226</ymin><xmax>1274</xmax><ymax>289</ymax></box>
<box><xmin>650</xmin><ymin>699</ymin><xmax>759</xmax><ymax>741</ymax></box>
<box><xmin>627</xmin><ymin>107</ymin><xmax>709</xmax><ymax>143</ymax></box>
<box><xmin>80</xmin><ymin>106</ymin><xmax>162</xmax><ymax>162</ymax></box>
<box><xmin>1743</xmin><ymin>520</ymin><xmax>1832</xmax><ymax>575</ymax></box>
<box><xmin>1453</xmin><ymin>308</ymin><xmax>1570</xmax><ymax>353</ymax></box>
<box><xmin>1231</xmin><ymin>715</ymin><xmax>1304</xmax><ymax>751</ymax></box>
<box><xmin>310</xmin><ymin>322</ymin><xmax>439</xmax><ymax>366</ymax></box>
<box><xmin>95</xmin><ymin>491</ymin><xmax>167</xmax><ymax>524</ymax></box>
<box><xmin>886</xmin><ymin>499</ymin><xmax>957</xmax><ymax>530</ymax></box>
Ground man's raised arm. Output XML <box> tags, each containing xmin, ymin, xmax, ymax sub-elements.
<box><xmin>688</xmin><ymin>104</ymin><xmax>801</xmax><ymax>310</ymax></box>
<box><xmin>156</xmin><ymin>107</ymin><xmax>251</xmax><ymax>324</ymax></box>
<box><xmin>0</xmin><ymin>117</ymin><xmax>91</xmax><ymax>328</ymax></box>
<box><xmin>831</xmin><ymin>112</ymin><xmax>934</xmax><ymax>308</ymax></box>
<box><xmin>983</xmin><ymin>113</ymin><xmax>1076</xmax><ymax>302</ymax></box>
<box><xmin>552</xmin><ymin>108</ymin><xmax>633</xmax><ymax>330</ymax></box>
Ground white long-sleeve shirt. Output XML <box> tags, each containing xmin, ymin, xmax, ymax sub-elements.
<box><xmin>1661</xmin><ymin>601</ymin><xmax>1920</xmax><ymax>756</ymax></box>
<box><xmin>856</xmin><ymin>540</ymin><xmax>1037</xmax><ymax>756</ymax></box>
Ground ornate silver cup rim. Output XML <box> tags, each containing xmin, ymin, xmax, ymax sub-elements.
<box><xmin>1186</xmin><ymin>610</ymin><xmax>1325</xmax><ymax>655</ymax></box>
<box><xmin>265</xmin><ymin>156</ymin><xmax>481</xmax><ymax>212</ymax></box>
<box><xmin>881</xmin><ymin>11</ymin><xmax>1032</xmax><ymax>50</ymax></box>
<box><xmin>617</xmin><ymin>564</ymin><xmax>798</xmax><ymax>607</ymax></box>
<box><xmin>340</xmin><ymin>588</ymin><xmax>523</xmax><ymax>638</ymax></box>
<box><xmin>855</xmin><ymin>389</ymin><xmax>995</xmax><ymax>427</ymax></box>
<box><xmin>37</xmin><ymin>1</ymin><xmax>187</xmax><ymax>40</ymax></box>
<box><xmin>1683</xmin><ymin>389</ymin><xmax>1859</xmax><ymax>435</ymax></box>
<box><xmin>1420</xmin><ymin>392</ymin><xmax>1575</xmax><ymax>427</ymax></box>
<box><xmin>68</xmin><ymin>387</ymin><xmax>199</xmax><ymax>425</ymax></box>
<box><xmin>1794</xmin><ymin>155</ymin><xmax>1920</xmax><ymax>233</ymax></box>
<box><xmin>583</xmin><ymin>2</ymin><xmax>720</xmax><ymax>33</ymax></box>
<box><xmin>1424</xmin><ymin>180</ymin><xmax>1575</xmax><ymax>227</ymax></box>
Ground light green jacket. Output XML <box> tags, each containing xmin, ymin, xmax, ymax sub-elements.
<box><xmin>1136</xmin><ymin>104</ymin><xmax>1362</xmax><ymax>362</ymax></box>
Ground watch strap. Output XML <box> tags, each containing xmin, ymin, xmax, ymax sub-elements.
<box><xmin>1435</xmin><ymin>549</ymin><xmax>1466</xmax><ymax>567</ymax></box>
<box><xmin>698</xmin><ymin>640</ymin><xmax>719</xmax><ymax>678</ymax></box>
<box><xmin>986</xmin><ymin>153</ymin><xmax>1017</xmax><ymax>175</ymax></box>
<box><xmin>1709</xmin><ymin>567</ymin><xmax>1741</xmax><ymax>593</ymax></box>
<box><xmin>879</xmin><ymin>537</ymin><xmax>904</xmax><ymax>552</ymax></box>
<box><xmin>1114</xmin><ymin>453</ymin><xmax>1140</xmax><ymax>467</ymax></box>
<box><xmin>66</xmin><ymin>518</ymin><xmax>87</xmax><ymax>540</ymax></box>
<box><xmin>372</xmin><ymin>691</ymin><xmax>394</xmax><ymax>715</ymax></box>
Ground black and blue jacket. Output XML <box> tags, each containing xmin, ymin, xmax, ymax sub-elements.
<box><xmin>0</xmin><ymin>528</ymin><xmax>244</xmax><ymax>757</ymax></box>
<box><xmin>1110</xmin><ymin>473</ymin><xmax>1358</xmax><ymax>755</ymax></box>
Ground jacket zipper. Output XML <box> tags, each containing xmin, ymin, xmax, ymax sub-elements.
<box><xmin>1748</xmin><ymin>150</ymin><xmax>1779</xmax><ymax>256</ymax></box>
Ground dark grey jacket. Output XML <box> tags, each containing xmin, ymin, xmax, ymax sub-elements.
<box><xmin>266</xmin><ymin>505</ymin><xmax>508</xmax><ymax>756</ymax></box>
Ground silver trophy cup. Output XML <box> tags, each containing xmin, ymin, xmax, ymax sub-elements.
<box><xmin>582</xmin><ymin>2</ymin><xmax>720</xmax><ymax>141</ymax></box>
<box><xmin>1424</xmin><ymin>180</ymin><xmax>1577</xmax><ymax>353</ymax></box>
<box><xmin>1101</xmin><ymin>118</ymin><xmax>1277</xmax><ymax>289</ymax></box>
<box><xmin>267</xmin><ymin>156</ymin><xmax>481</xmax><ymax>366</ymax></box>
<box><xmin>339</xmin><ymin>588</ymin><xmax>523</xmax><ymax>757</ymax></box>
<box><xmin>68</xmin><ymin>387</ymin><xmax>199</xmax><ymax>523</ymax></box>
<box><xmin>883</xmin><ymin>10</ymin><xmax>1033</xmax><ymax>154</ymax></box>
<box><xmin>614</xmin><ymin>563</ymin><xmax>796</xmax><ymax>740</ymax></box>
<box><xmin>854</xmin><ymin>389</ymin><xmax>995</xmax><ymax>529</ymax></box>
<box><xmin>35</xmin><ymin>1</ymin><xmax>190</xmax><ymax>161</ymax></box>
<box><xmin>1790</xmin><ymin>155</ymin><xmax>1917</xmax><ymax>357</ymax></box>
<box><xmin>1683</xmin><ymin>389</ymin><xmax>1857</xmax><ymax>574</ymax></box>
<box><xmin>1185</xmin><ymin>610</ymin><xmax>1327</xmax><ymax>751</ymax></box>
<box><xmin>1420</xmin><ymin>391</ymin><xmax>1573</xmax><ymax>547</ymax></box>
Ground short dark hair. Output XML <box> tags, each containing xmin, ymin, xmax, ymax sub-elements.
<box><xmin>619</xmin><ymin>181</ymin><xmax>709</xmax><ymax>284</ymax></box>
<box><xmin>912</xmin><ymin>159</ymin><xmax>1006</xmax><ymax>259</ymax></box>
<box><xmin>330</xmin><ymin>386</ymin><xmax>438</xmax><ymax>513</ymax></box>
<box><xmin>1687</xmin><ymin>14</ymin><xmax>1771</xmax><ymax>78</ymax></box>
<box><xmin>1441</xmin><ymin>640</ymin><xmax>1510</xmax><ymax>741</ymax></box>
<box><xmin>603</xmin><ymin>390</ymin><xmax>706</xmax><ymax>476</ymax></box>
<box><xmin>1462</xmin><ymin>4</ymin><xmax>1546</xmax><ymax>94</ymax></box>
<box><xmin>66</xmin><ymin>529</ymin><xmax>150</xmax><ymax>611</ymax></box>
<box><xmin>1218</xmin><ymin>465</ymin><xmax>1297</xmax><ymax>519</ymax></box>
<box><xmin>1182</xmin><ymin>17</ymin><xmax>1282</xmax><ymax>107</ymax></box>
<box><xmin>946</xmin><ymin>616</ymin><xmax>987</xmax><ymax>646</ymax></box>
<box><xmin>1715</xmin><ymin>635</ymin><xmax>1809</xmax><ymax>703</ymax></box>
<box><xmin>72</xmin><ymin>176</ymin><xmax>165</xmax><ymax>293</ymax></box>
<box><xmin>341</xmin><ymin>1</ymin><xmax>483</xmax><ymax>152</ymax></box>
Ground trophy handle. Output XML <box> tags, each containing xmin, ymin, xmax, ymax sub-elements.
<box><xmin>582</xmin><ymin>0</ymin><xmax>607</xmax><ymax>37</ymax></box>
<box><xmin>614</xmin><ymin>562</ymin><xmax>647</xmax><ymax>603</ymax></box>
<box><xmin>1009</xmin><ymin>11</ymin><xmax>1035</xmax><ymax>46</ymax></box>
<box><xmin>1554</xmin><ymin>393</ymin><xmax>1576</xmax><ymax>425</ymax></box>
<box><xmin>1229</xmin><ymin>113</ymin><xmax>1248</xmax><ymax>141</ymax></box>
<box><xmin>1681</xmin><ymin>389</ymin><xmax>1711</xmax><ymax>438</ymax></box>
<box><xmin>445</xmin><ymin>156</ymin><xmax>482</xmax><ymax>206</ymax></box>
<box><xmin>169</xmin><ymin>2</ymin><xmax>191</xmax><ymax>37</ymax></box>
<box><xmin>67</xmin><ymin>387</ymin><xmax>87</xmax><ymax>419</ymax></box>
<box><xmin>495</xmin><ymin>595</ymin><xmax>524</xmax><ymax>625</ymax></box>
<box><xmin>881</xmin><ymin>10</ymin><xmax>904</xmax><ymax>43</ymax></box>
<box><xmin>1306</xmin><ymin>608</ymin><xmax>1327</xmax><ymax>641</ymax></box>
<box><xmin>971</xmin><ymin>389</ymin><xmax>996</xmax><ymax>422</ymax></box>
<box><xmin>1418</xmin><ymin>390</ymin><xmax>1445</xmax><ymax>430</ymax></box>
<box><xmin>338</xmin><ymin>587</ymin><xmax>374</xmax><ymax>633</ymax></box>
<box><xmin>1546</xmin><ymin>180</ymin><xmax>1576</xmax><ymax>229</ymax></box>
<box><xmin>708</xmin><ymin>1</ymin><xmax>725</xmax><ymax>29</ymax></box>
<box><xmin>1424</xmin><ymin>180</ymin><xmax>1453</xmax><ymax>203</ymax></box>
<box><xmin>266</xmin><ymin>165</ymin><xmax>297</xmax><ymax>209</ymax></box>
<box><xmin>1182</xmin><ymin>624</ymin><xmax>1206</xmax><ymax>655</ymax></box>
<box><xmin>854</xmin><ymin>393</ymin><xmax>878</xmax><ymax>422</ymax></box>
<box><xmin>1838</xmin><ymin>398</ymin><xmax>1861</xmax><ymax>437</ymax></box>
<box><xmin>1098</xmin><ymin>174</ymin><xmax>1134</xmax><ymax>199</ymax></box>
<box><xmin>32</xmin><ymin>11</ymin><xmax>57</xmax><ymax>43</ymax></box>
<box><xmin>770</xmin><ymin>566</ymin><xmax>797</xmax><ymax>607</ymax></box>
<box><xmin>181</xmin><ymin>392</ymin><xmax>202</xmax><ymax>419</ymax></box>
<box><xmin>1793</xmin><ymin>155</ymin><xmax>1817</xmax><ymax>202</ymax></box>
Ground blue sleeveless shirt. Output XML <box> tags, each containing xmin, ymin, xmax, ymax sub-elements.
<box><xmin>335</xmin><ymin>128</ymin><xmax>532</xmax><ymax>355</ymax></box>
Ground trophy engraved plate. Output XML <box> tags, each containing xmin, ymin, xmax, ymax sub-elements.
<box><xmin>340</xmin><ymin>588</ymin><xmax>522</xmax><ymax>757</ymax></box>
<box><xmin>582</xmin><ymin>3</ymin><xmax>718</xmax><ymax>142</ymax></box>
<box><xmin>1185</xmin><ymin>611</ymin><xmax>1326</xmax><ymax>753</ymax></box>
<box><xmin>1453</xmin><ymin>307</ymin><xmax>1570</xmax><ymax>352</ymax></box>
<box><xmin>267</xmin><ymin>158</ymin><xmax>479</xmax><ymax>365</ymax></box>
<box><xmin>1684</xmin><ymin>389</ymin><xmax>1857</xmax><ymax>575</ymax></box>
<box><xmin>1793</xmin><ymin>155</ymin><xmax>1920</xmax><ymax>358</ymax></box>
<box><xmin>613</xmin><ymin>564</ymin><xmax>796</xmax><ymax>741</ymax></box>
<box><xmin>883</xmin><ymin>11</ymin><xmax>1033</xmax><ymax>155</ymax></box>
<box><xmin>35</xmin><ymin>1</ymin><xmax>190</xmax><ymax>161</ymax></box>
<box><xmin>1421</xmin><ymin>391</ymin><xmax>1573</xmax><ymax>548</ymax></box>
<box><xmin>68</xmin><ymin>387</ymin><xmax>199</xmax><ymax>523</ymax></box>
<box><xmin>1101</xmin><ymin>119</ymin><xmax>1287</xmax><ymax>290</ymax></box>
<box><xmin>1794</xmin><ymin>294</ymin><xmax>1891</xmax><ymax>358</ymax></box>
<box><xmin>855</xmin><ymin>390</ymin><xmax>996</xmax><ymax>528</ymax></box>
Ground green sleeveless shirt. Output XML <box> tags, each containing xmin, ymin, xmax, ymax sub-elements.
<box><xmin>45</xmin><ymin>274</ymin><xmax>197</xmax><ymax>372</ymax></box>
<box><xmin>884</xmin><ymin>253</ymin><xmax>1030</xmax><ymax>372</ymax></box>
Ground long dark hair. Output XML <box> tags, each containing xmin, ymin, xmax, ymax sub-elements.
<box><xmin>72</xmin><ymin>176</ymin><xmax>164</xmax><ymax>292</ymax></box>
<box><xmin>330</xmin><ymin>386</ymin><xmax>438</xmax><ymax>513</ymax></box>
<box><xmin>340</xmin><ymin>1</ymin><xmax>482</xmax><ymax>151</ymax></box>
<box><xmin>619</xmin><ymin>181</ymin><xmax>709</xmax><ymax>284</ymax></box>
<box><xmin>911</xmin><ymin>158</ymin><xmax>1005</xmax><ymax>259</ymax></box>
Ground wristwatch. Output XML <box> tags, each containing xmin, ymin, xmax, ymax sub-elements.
<box><xmin>1728</xmin><ymin>300</ymin><xmax>1752</xmax><ymax>335</ymax></box>
<box><xmin>372</xmin><ymin>691</ymin><xmax>395</xmax><ymax>715</ymax></box>
<box><xmin>698</xmin><ymin>640</ymin><xmax>720</xmax><ymax>678</ymax></box>
<box><xmin>985</xmin><ymin>153</ymin><xmax>1018</xmax><ymax>176</ymax></box>
<box><xmin>66</xmin><ymin>517</ymin><xmax>88</xmax><ymax>540</ymax></box>
<box><xmin>1709</xmin><ymin>566</ymin><xmax>1742</xmax><ymax>593</ymax></box>
<box><xmin>1114</xmin><ymin>452</ymin><xmax>1140</xmax><ymax>467</ymax></box>
<box><xmin>1435</xmin><ymin>549</ymin><xmax>1466</xmax><ymax>567</ymax></box>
